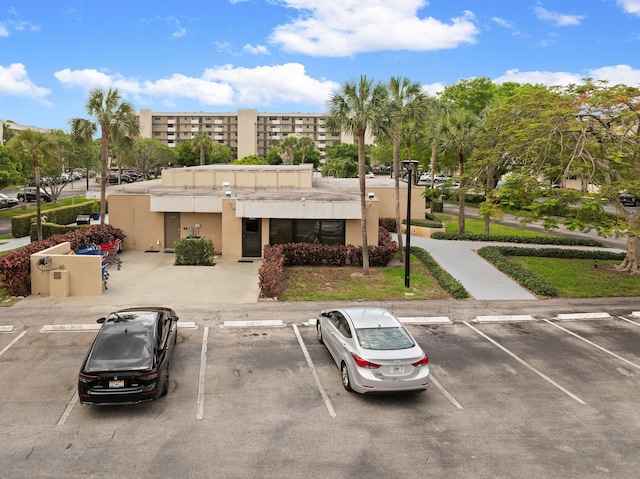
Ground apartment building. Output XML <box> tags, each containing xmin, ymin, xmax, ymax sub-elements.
<box><xmin>138</xmin><ymin>108</ymin><xmax>371</xmax><ymax>161</ymax></box>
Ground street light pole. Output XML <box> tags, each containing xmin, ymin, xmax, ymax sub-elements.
<box><xmin>401</xmin><ymin>160</ymin><xmax>419</xmax><ymax>288</ymax></box>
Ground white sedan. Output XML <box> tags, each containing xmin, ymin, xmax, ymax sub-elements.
<box><xmin>316</xmin><ymin>307</ymin><xmax>430</xmax><ymax>394</ymax></box>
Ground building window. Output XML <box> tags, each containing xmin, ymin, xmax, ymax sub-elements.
<box><xmin>269</xmin><ymin>219</ymin><xmax>345</xmax><ymax>246</ymax></box>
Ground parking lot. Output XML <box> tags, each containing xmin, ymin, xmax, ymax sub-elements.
<box><xmin>2</xmin><ymin>310</ymin><xmax>640</xmax><ymax>478</ymax></box>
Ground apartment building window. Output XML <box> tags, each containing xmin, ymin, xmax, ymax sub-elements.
<box><xmin>153</xmin><ymin>116</ymin><xmax>161</xmax><ymax>120</ymax></box>
<box><xmin>282</xmin><ymin>116</ymin><xmax>289</xmax><ymax>120</ymax></box>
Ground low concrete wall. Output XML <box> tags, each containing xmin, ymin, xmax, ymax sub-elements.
<box><xmin>402</xmin><ymin>225</ymin><xmax>445</xmax><ymax>238</ymax></box>
<box><xmin>31</xmin><ymin>242</ymin><xmax>103</xmax><ymax>297</ymax></box>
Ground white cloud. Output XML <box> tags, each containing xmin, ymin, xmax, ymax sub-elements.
<box><xmin>421</xmin><ymin>82</ymin><xmax>445</xmax><ymax>97</ymax></box>
<box><xmin>144</xmin><ymin>74</ymin><xmax>235</xmax><ymax>105</ymax></box>
<box><xmin>54</xmin><ymin>63</ymin><xmax>338</xmax><ymax>107</ymax></box>
<box><xmin>55</xmin><ymin>68</ymin><xmax>142</xmax><ymax>95</ymax></box>
<box><xmin>0</xmin><ymin>25</ymin><xmax>8</xmax><ymax>37</ymax></box>
<box><xmin>534</xmin><ymin>5</ymin><xmax>585</xmax><ymax>27</ymax></box>
<box><xmin>172</xmin><ymin>27</ymin><xmax>186</xmax><ymax>38</ymax></box>
<box><xmin>268</xmin><ymin>0</ymin><xmax>479</xmax><ymax>57</ymax></box>
<box><xmin>494</xmin><ymin>68</ymin><xmax>581</xmax><ymax>86</ymax></box>
<box><xmin>493</xmin><ymin>64</ymin><xmax>640</xmax><ymax>87</ymax></box>
<box><xmin>201</xmin><ymin>63</ymin><xmax>338</xmax><ymax>106</ymax></box>
<box><xmin>492</xmin><ymin>17</ymin><xmax>513</xmax><ymax>29</ymax></box>
<box><xmin>0</xmin><ymin>63</ymin><xmax>51</xmax><ymax>103</ymax></box>
<box><xmin>617</xmin><ymin>0</ymin><xmax>640</xmax><ymax>15</ymax></box>
<box><xmin>243</xmin><ymin>44</ymin><xmax>270</xmax><ymax>55</ymax></box>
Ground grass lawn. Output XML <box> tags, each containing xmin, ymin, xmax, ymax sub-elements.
<box><xmin>435</xmin><ymin>213</ymin><xmax>554</xmax><ymax>238</ymax></box>
<box><xmin>509</xmin><ymin>257</ymin><xmax>640</xmax><ymax>297</ymax></box>
<box><xmin>278</xmin><ymin>256</ymin><xmax>451</xmax><ymax>301</ymax></box>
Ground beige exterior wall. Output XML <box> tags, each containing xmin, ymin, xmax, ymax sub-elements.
<box><xmin>161</xmin><ymin>164</ymin><xmax>313</xmax><ymax>189</ymax></box>
<box><xmin>221</xmin><ymin>199</ymin><xmax>243</xmax><ymax>258</ymax></box>
<box><xmin>31</xmin><ymin>242</ymin><xmax>103</xmax><ymax>297</ymax></box>
<box><xmin>237</xmin><ymin>109</ymin><xmax>258</xmax><ymax>159</ymax></box>
<box><xmin>369</xmin><ymin>186</ymin><xmax>426</xmax><ymax>221</ymax></box>
<box><xmin>108</xmin><ymin>195</ymin><xmax>165</xmax><ymax>250</ymax></box>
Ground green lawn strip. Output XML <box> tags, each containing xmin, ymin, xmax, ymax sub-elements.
<box><xmin>509</xmin><ymin>257</ymin><xmax>640</xmax><ymax>297</ymax></box>
<box><xmin>279</xmin><ymin>257</ymin><xmax>450</xmax><ymax>301</ymax></box>
<box><xmin>478</xmin><ymin>245</ymin><xmax>629</xmax><ymax>297</ymax></box>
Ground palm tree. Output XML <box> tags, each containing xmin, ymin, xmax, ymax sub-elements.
<box><xmin>8</xmin><ymin>129</ymin><xmax>55</xmax><ymax>241</ymax></box>
<box><xmin>70</xmin><ymin>87</ymin><xmax>138</xmax><ymax>224</ymax></box>
<box><xmin>110</xmin><ymin>108</ymin><xmax>141</xmax><ymax>182</ymax></box>
<box><xmin>387</xmin><ymin>77</ymin><xmax>428</xmax><ymax>261</ymax></box>
<box><xmin>324</xmin><ymin>76</ymin><xmax>390</xmax><ymax>275</ymax></box>
<box><xmin>191</xmin><ymin>131</ymin><xmax>214</xmax><ymax>166</ymax></box>
<box><xmin>434</xmin><ymin>108</ymin><xmax>482</xmax><ymax>233</ymax></box>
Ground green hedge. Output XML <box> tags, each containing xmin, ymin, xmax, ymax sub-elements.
<box><xmin>476</xmin><ymin>246</ymin><xmax>626</xmax><ymax>297</ymax></box>
<box><xmin>431</xmin><ymin>232</ymin><xmax>603</xmax><ymax>247</ymax></box>
<box><xmin>410</xmin><ymin>246</ymin><xmax>469</xmax><ymax>299</ymax></box>
<box><xmin>29</xmin><ymin>222</ymin><xmax>88</xmax><ymax>242</ymax></box>
<box><xmin>12</xmin><ymin>201</ymin><xmax>100</xmax><ymax>238</ymax></box>
<box><xmin>174</xmin><ymin>237</ymin><xmax>215</xmax><ymax>265</ymax></box>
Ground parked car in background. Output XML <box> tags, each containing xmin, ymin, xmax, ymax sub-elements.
<box><xmin>316</xmin><ymin>307</ymin><xmax>429</xmax><ymax>394</ymax></box>
<box><xmin>78</xmin><ymin>307</ymin><xmax>179</xmax><ymax>405</ymax></box>
<box><xmin>619</xmin><ymin>194</ymin><xmax>640</xmax><ymax>207</ymax></box>
<box><xmin>17</xmin><ymin>187</ymin><xmax>51</xmax><ymax>202</ymax></box>
<box><xmin>0</xmin><ymin>193</ymin><xmax>19</xmax><ymax>209</ymax></box>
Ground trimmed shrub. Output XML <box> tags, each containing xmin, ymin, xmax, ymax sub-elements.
<box><xmin>0</xmin><ymin>224</ymin><xmax>125</xmax><ymax>297</ymax></box>
<box><xmin>174</xmin><ymin>237</ymin><xmax>215</xmax><ymax>265</ymax></box>
<box><xmin>410</xmin><ymin>246</ymin><xmax>469</xmax><ymax>299</ymax></box>
<box><xmin>431</xmin><ymin>232</ymin><xmax>603</xmax><ymax>247</ymax></box>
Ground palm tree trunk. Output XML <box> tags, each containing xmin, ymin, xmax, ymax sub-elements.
<box><xmin>100</xmin><ymin>132</ymin><xmax>109</xmax><ymax>225</ymax></box>
<box><xmin>458</xmin><ymin>151</ymin><xmax>465</xmax><ymax>234</ymax></box>
<box><xmin>393</xmin><ymin>137</ymin><xmax>403</xmax><ymax>261</ymax></box>
<box><xmin>359</xmin><ymin>131</ymin><xmax>369</xmax><ymax>275</ymax></box>
<box><xmin>33</xmin><ymin>156</ymin><xmax>43</xmax><ymax>242</ymax></box>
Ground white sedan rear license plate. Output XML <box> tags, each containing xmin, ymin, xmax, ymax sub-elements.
<box><xmin>109</xmin><ymin>380</ymin><xmax>125</xmax><ymax>388</ymax></box>
<box><xmin>389</xmin><ymin>365</ymin><xmax>404</xmax><ymax>374</ymax></box>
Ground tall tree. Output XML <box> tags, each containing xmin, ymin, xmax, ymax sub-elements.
<box><xmin>70</xmin><ymin>87</ymin><xmax>138</xmax><ymax>224</ymax></box>
<box><xmin>131</xmin><ymin>138</ymin><xmax>175</xmax><ymax>179</ymax></box>
<box><xmin>0</xmin><ymin>145</ymin><xmax>23</xmax><ymax>189</ymax></box>
<box><xmin>324</xmin><ymin>76</ymin><xmax>390</xmax><ymax>275</ymax></box>
<box><xmin>8</xmin><ymin>129</ymin><xmax>55</xmax><ymax>241</ymax></box>
<box><xmin>191</xmin><ymin>131</ymin><xmax>214</xmax><ymax>166</ymax></box>
<box><xmin>387</xmin><ymin>77</ymin><xmax>428</xmax><ymax>262</ymax></box>
<box><xmin>433</xmin><ymin>108</ymin><xmax>482</xmax><ymax>233</ymax></box>
<box><xmin>481</xmin><ymin>82</ymin><xmax>640</xmax><ymax>272</ymax></box>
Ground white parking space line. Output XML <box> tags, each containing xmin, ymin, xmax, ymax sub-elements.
<box><xmin>631</xmin><ymin>311</ymin><xmax>640</xmax><ymax>318</ymax></box>
<box><xmin>464</xmin><ymin>321</ymin><xmax>586</xmax><ymax>405</ymax></box>
<box><xmin>474</xmin><ymin>315</ymin><xmax>535</xmax><ymax>323</ymax></box>
<box><xmin>617</xmin><ymin>316</ymin><xmax>640</xmax><ymax>327</ymax></box>
<box><xmin>57</xmin><ymin>392</ymin><xmax>79</xmax><ymax>426</ymax></box>
<box><xmin>542</xmin><ymin>319</ymin><xmax>640</xmax><ymax>371</ymax></box>
<box><xmin>429</xmin><ymin>374</ymin><xmax>463</xmax><ymax>410</ymax></box>
<box><xmin>556</xmin><ymin>312</ymin><xmax>611</xmax><ymax>320</ymax></box>
<box><xmin>400</xmin><ymin>317</ymin><xmax>451</xmax><ymax>324</ymax></box>
<box><xmin>40</xmin><ymin>322</ymin><xmax>197</xmax><ymax>332</ymax></box>
<box><xmin>0</xmin><ymin>325</ymin><xmax>15</xmax><ymax>333</ymax></box>
<box><xmin>197</xmin><ymin>326</ymin><xmax>209</xmax><ymax>420</ymax></box>
<box><xmin>292</xmin><ymin>324</ymin><xmax>336</xmax><ymax>418</ymax></box>
<box><xmin>222</xmin><ymin>320</ymin><xmax>283</xmax><ymax>327</ymax></box>
<box><xmin>0</xmin><ymin>330</ymin><xmax>26</xmax><ymax>358</ymax></box>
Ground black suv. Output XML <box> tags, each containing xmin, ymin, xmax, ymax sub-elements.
<box><xmin>17</xmin><ymin>187</ymin><xmax>52</xmax><ymax>202</ymax></box>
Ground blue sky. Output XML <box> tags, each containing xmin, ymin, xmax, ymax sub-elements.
<box><xmin>2</xmin><ymin>0</ymin><xmax>640</xmax><ymax>130</ymax></box>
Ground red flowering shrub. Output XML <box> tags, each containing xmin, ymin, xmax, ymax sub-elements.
<box><xmin>0</xmin><ymin>224</ymin><xmax>125</xmax><ymax>297</ymax></box>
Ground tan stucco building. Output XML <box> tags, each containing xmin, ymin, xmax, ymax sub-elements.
<box><xmin>101</xmin><ymin>164</ymin><xmax>424</xmax><ymax>260</ymax></box>
<box><xmin>137</xmin><ymin>109</ymin><xmax>374</xmax><ymax>161</ymax></box>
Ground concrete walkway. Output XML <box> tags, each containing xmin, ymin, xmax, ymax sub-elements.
<box><xmin>407</xmin><ymin>235</ymin><xmax>538</xmax><ymax>300</ymax></box>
